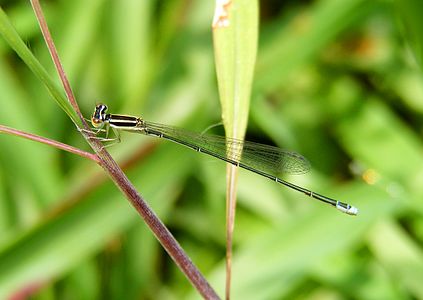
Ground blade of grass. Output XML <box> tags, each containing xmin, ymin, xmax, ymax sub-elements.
<box><xmin>0</xmin><ymin>6</ymin><xmax>79</xmax><ymax>125</ymax></box>
<box><xmin>212</xmin><ymin>1</ymin><xmax>258</xmax><ymax>299</ymax></box>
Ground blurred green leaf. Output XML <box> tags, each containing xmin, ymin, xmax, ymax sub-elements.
<box><xmin>335</xmin><ymin>98</ymin><xmax>423</xmax><ymax>202</ymax></box>
<box><xmin>0</xmin><ymin>59</ymin><xmax>63</xmax><ymax>206</ymax></box>
<box><xmin>255</xmin><ymin>0</ymin><xmax>374</xmax><ymax>92</ymax></box>
<box><xmin>0</xmin><ymin>144</ymin><xmax>192</xmax><ymax>298</ymax></box>
<box><xmin>368</xmin><ymin>220</ymin><xmax>423</xmax><ymax>299</ymax></box>
<box><xmin>188</xmin><ymin>183</ymin><xmax>401</xmax><ymax>299</ymax></box>
<box><xmin>109</xmin><ymin>0</ymin><xmax>153</xmax><ymax>110</ymax></box>
<box><xmin>393</xmin><ymin>0</ymin><xmax>423</xmax><ymax>69</ymax></box>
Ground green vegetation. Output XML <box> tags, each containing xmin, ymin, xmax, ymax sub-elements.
<box><xmin>1</xmin><ymin>0</ymin><xmax>423</xmax><ymax>299</ymax></box>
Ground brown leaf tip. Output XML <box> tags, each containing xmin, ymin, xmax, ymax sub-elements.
<box><xmin>212</xmin><ymin>0</ymin><xmax>231</xmax><ymax>28</ymax></box>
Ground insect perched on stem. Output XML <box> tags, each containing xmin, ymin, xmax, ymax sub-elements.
<box><xmin>90</xmin><ymin>103</ymin><xmax>358</xmax><ymax>216</ymax></box>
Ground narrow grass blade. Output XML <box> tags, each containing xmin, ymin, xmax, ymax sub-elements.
<box><xmin>0</xmin><ymin>7</ymin><xmax>79</xmax><ymax>125</ymax></box>
<box><xmin>213</xmin><ymin>1</ymin><xmax>258</xmax><ymax>298</ymax></box>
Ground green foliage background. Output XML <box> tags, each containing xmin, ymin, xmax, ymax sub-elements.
<box><xmin>1</xmin><ymin>0</ymin><xmax>423</xmax><ymax>299</ymax></box>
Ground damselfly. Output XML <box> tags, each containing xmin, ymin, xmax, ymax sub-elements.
<box><xmin>91</xmin><ymin>104</ymin><xmax>358</xmax><ymax>216</ymax></box>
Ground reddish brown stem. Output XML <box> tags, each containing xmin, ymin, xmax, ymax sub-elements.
<box><xmin>0</xmin><ymin>124</ymin><xmax>99</xmax><ymax>163</ymax></box>
<box><xmin>225</xmin><ymin>164</ymin><xmax>238</xmax><ymax>300</ymax></box>
<box><xmin>29</xmin><ymin>1</ymin><xmax>219</xmax><ymax>298</ymax></box>
<box><xmin>30</xmin><ymin>0</ymin><xmax>81</xmax><ymax>119</ymax></box>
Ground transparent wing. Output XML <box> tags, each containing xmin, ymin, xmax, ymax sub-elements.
<box><xmin>143</xmin><ymin>121</ymin><xmax>310</xmax><ymax>177</ymax></box>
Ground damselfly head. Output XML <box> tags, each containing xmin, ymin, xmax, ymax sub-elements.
<box><xmin>91</xmin><ymin>103</ymin><xmax>108</xmax><ymax>128</ymax></box>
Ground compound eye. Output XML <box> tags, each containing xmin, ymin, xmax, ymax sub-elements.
<box><xmin>97</xmin><ymin>104</ymin><xmax>108</xmax><ymax>114</ymax></box>
<box><xmin>91</xmin><ymin>116</ymin><xmax>104</xmax><ymax>128</ymax></box>
<box><xmin>91</xmin><ymin>103</ymin><xmax>108</xmax><ymax>127</ymax></box>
